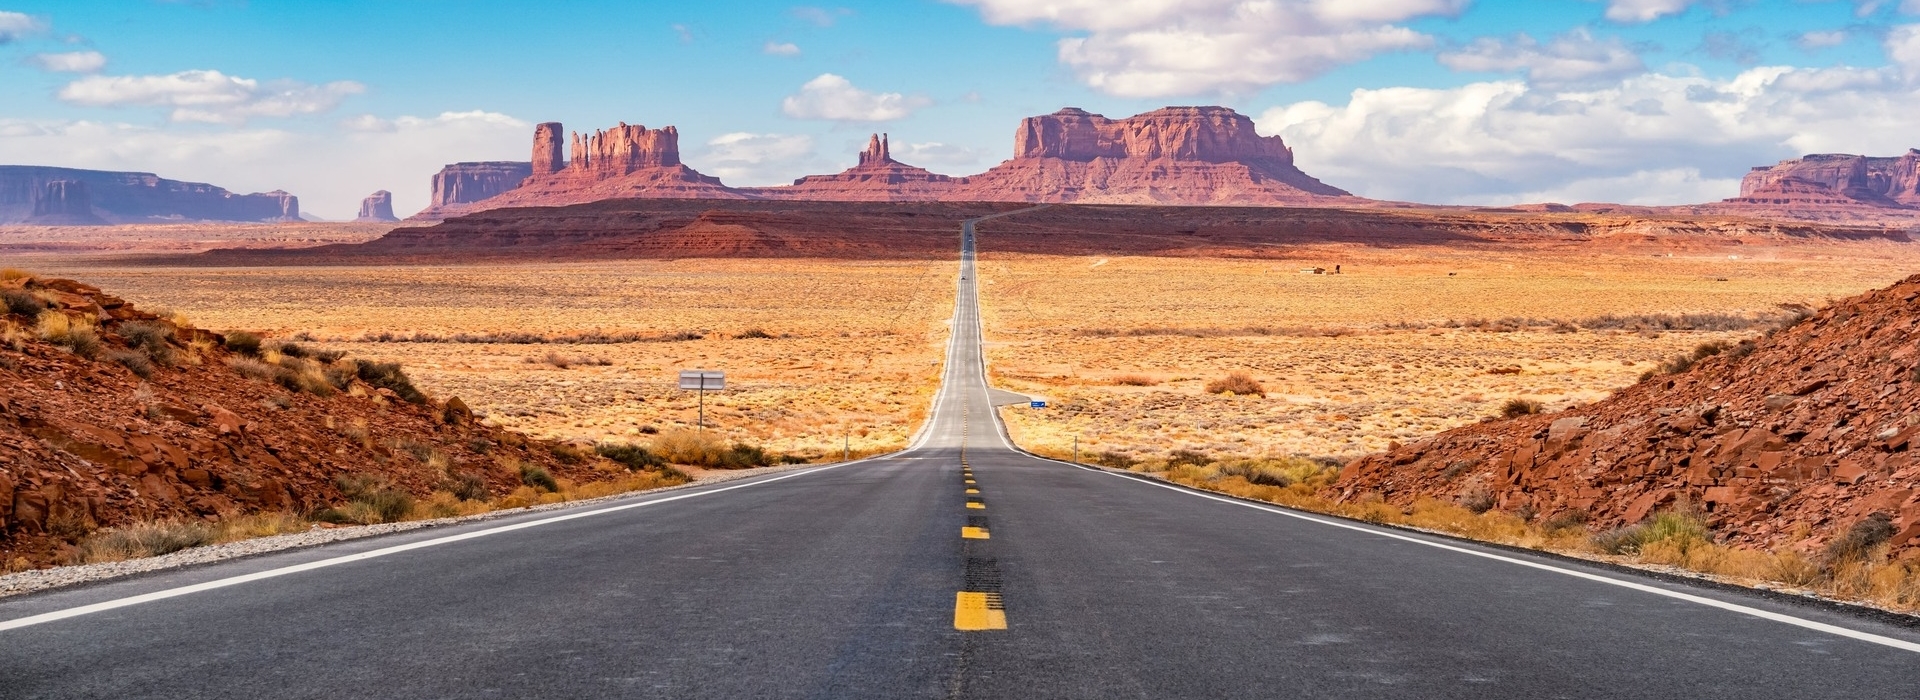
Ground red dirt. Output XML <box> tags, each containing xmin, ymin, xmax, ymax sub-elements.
<box><xmin>1338</xmin><ymin>274</ymin><xmax>1920</xmax><ymax>555</ymax></box>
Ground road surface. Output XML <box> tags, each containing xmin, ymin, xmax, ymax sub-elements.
<box><xmin>2</xmin><ymin>213</ymin><xmax>1918</xmax><ymax>698</ymax></box>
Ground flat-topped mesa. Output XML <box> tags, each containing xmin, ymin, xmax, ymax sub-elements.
<box><xmin>566</xmin><ymin>122</ymin><xmax>682</xmax><ymax>177</ymax></box>
<box><xmin>753</xmin><ymin>133</ymin><xmax>958</xmax><ymax>201</ymax></box>
<box><xmin>1014</xmin><ymin>106</ymin><xmax>1295</xmax><ymax>164</ymax></box>
<box><xmin>1730</xmin><ymin>150</ymin><xmax>1920</xmax><ymax>208</ymax></box>
<box><xmin>28</xmin><ymin>179</ymin><xmax>106</xmax><ymax>225</ymax></box>
<box><xmin>954</xmin><ymin>106</ymin><xmax>1351</xmax><ymax>204</ymax></box>
<box><xmin>0</xmin><ymin>166</ymin><xmax>299</xmax><ymax>224</ymax></box>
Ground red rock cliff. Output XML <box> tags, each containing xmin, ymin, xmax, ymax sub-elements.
<box><xmin>1733</xmin><ymin>151</ymin><xmax>1920</xmax><ymax>208</ymax></box>
<box><xmin>567</xmin><ymin>123</ymin><xmax>682</xmax><ymax>176</ymax></box>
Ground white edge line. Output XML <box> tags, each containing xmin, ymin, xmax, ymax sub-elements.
<box><xmin>0</xmin><ymin>458</ymin><xmax>878</xmax><ymax>633</ymax></box>
<box><xmin>1018</xmin><ymin>452</ymin><xmax>1920</xmax><ymax>655</ymax></box>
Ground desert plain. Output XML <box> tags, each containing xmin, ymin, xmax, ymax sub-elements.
<box><xmin>6</xmin><ymin>214</ymin><xmax>1919</xmax><ymax>467</ymax></box>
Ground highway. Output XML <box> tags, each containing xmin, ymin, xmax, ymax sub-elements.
<box><xmin>3</xmin><ymin>213</ymin><xmax>1919</xmax><ymax>698</ymax></box>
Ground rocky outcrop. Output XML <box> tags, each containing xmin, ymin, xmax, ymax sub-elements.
<box><xmin>0</xmin><ymin>166</ymin><xmax>299</xmax><ymax>225</ymax></box>
<box><xmin>355</xmin><ymin>190</ymin><xmax>397</xmax><ymax>222</ymax></box>
<box><xmin>0</xmin><ymin>273</ymin><xmax>669</xmax><ymax>568</ymax></box>
<box><xmin>747</xmin><ymin>133</ymin><xmax>961</xmax><ymax>201</ymax></box>
<box><xmin>532</xmin><ymin>122</ymin><xmax>565</xmax><ymax>176</ymax></box>
<box><xmin>418</xmin><ymin>121</ymin><xmax>737</xmax><ymax>219</ymax></box>
<box><xmin>949</xmin><ymin>107</ymin><xmax>1353</xmax><ymax>205</ymax></box>
<box><xmin>1729</xmin><ymin>151</ymin><xmax>1920</xmax><ymax>208</ymax></box>
<box><xmin>410</xmin><ymin>162</ymin><xmax>534</xmax><ymax>220</ymax></box>
<box><xmin>1340</xmin><ymin>274</ymin><xmax>1920</xmax><ymax>556</ymax></box>
<box><xmin>26</xmin><ymin>180</ymin><xmax>106</xmax><ymax>226</ymax></box>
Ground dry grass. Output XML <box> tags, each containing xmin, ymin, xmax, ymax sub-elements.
<box><xmin>981</xmin><ymin>245</ymin><xmax>1920</xmax><ymax>460</ymax></box>
<box><xmin>22</xmin><ymin>258</ymin><xmax>954</xmax><ymax>457</ymax></box>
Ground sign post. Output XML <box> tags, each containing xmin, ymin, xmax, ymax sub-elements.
<box><xmin>678</xmin><ymin>370</ymin><xmax>725</xmax><ymax>430</ymax></box>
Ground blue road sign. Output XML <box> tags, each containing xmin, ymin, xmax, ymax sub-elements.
<box><xmin>1030</xmin><ymin>400</ymin><xmax>1047</xmax><ymax>408</ymax></box>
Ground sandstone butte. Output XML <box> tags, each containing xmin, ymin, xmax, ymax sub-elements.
<box><xmin>406</xmin><ymin>106</ymin><xmax>1362</xmax><ymax>219</ymax></box>
<box><xmin>0</xmin><ymin>274</ymin><xmax>646</xmax><ymax>568</ymax></box>
<box><xmin>355</xmin><ymin>190</ymin><xmax>398</xmax><ymax>222</ymax></box>
<box><xmin>0</xmin><ymin>165</ymin><xmax>299</xmax><ymax>225</ymax></box>
<box><xmin>1340</xmin><ymin>273</ymin><xmax>1920</xmax><ymax>557</ymax></box>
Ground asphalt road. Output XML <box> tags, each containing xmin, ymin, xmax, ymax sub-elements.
<box><xmin>3</xmin><ymin>212</ymin><xmax>1919</xmax><ymax>698</ymax></box>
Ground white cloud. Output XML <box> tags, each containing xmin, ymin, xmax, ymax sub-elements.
<box><xmin>696</xmin><ymin>132</ymin><xmax>821</xmax><ymax>185</ymax></box>
<box><xmin>1604</xmin><ymin>0</ymin><xmax>1695</xmax><ymax>23</ymax></box>
<box><xmin>1439</xmin><ymin>29</ymin><xmax>1645</xmax><ymax>88</ymax></box>
<box><xmin>27</xmin><ymin>50</ymin><xmax>106</xmax><ymax>73</ymax></box>
<box><xmin>895</xmin><ymin>141</ymin><xmax>990</xmax><ymax>169</ymax></box>
<box><xmin>781</xmin><ymin>73</ymin><xmax>931</xmax><ymax>121</ymax></box>
<box><xmin>1798</xmin><ymin>30</ymin><xmax>1849</xmax><ymax>50</ymax></box>
<box><xmin>57</xmin><ymin>70</ymin><xmax>365</xmax><ymax>125</ymax></box>
<box><xmin>946</xmin><ymin>0</ymin><xmax>1464</xmax><ymax>97</ymax></box>
<box><xmin>764</xmin><ymin>41</ymin><xmax>802</xmax><ymax>56</ymax></box>
<box><xmin>1258</xmin><ymin>59</ymin><xmax>1920</xmax><ymax>205</ymax></box>
<box><xmin>0</xmin><ymin>111</ymin><xmax>529</xmax><ymax>219</ymax></box>
<box><xmin>0</xmin><ymin>11</ymin><xmax>44</xmax><ymax>44</ymax></box>
<box><xmin>1887</xmin><ymin>23</ymin><xmax>1920</xmax><ymax>78</ymax></box>
<box><xmin>790</xmin><ymin>6</ymin><xmax>851</xmax><ymax>27</ymax></box>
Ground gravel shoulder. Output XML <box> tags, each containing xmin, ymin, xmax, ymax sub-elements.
<box><xmin>0</xmin><ymin>461</ymin><xmax>826</xmax><ymax>600</ymax></box>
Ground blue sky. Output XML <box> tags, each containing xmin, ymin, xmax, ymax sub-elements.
<box><xmin>3</xmin><ymin>0</ymin><xmax>1920</xmax><ymax>217</ymax></box>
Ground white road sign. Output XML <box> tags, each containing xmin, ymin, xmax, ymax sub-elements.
<box><xmin>679</xmin><ymin>370</ymin><xmax>725</xmax><ymax>390</ymax></box>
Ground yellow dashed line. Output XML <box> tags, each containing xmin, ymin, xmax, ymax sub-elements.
<box><xmin>961</xmin><ymin>526</ymin><xmax>990</xmax><ymax>539</ymax></box>
<box><xmin>967</xmin><ymin>502</ymin><xmax>985</xmax><ymax>510</ymax></box>
<box><xmin>966</xmin><ymin>488</ymin><xmax>980</xmax><ymax>494</ymax></box>
<box><xmin>965</xmin><ymin>479</ymin><xmax>976</xmax><ymax>485</ymax></box>
<box><xmin>954</xmin><ymin>592</ymin><xmax>1007</xmax><ymax>631</ymax></box>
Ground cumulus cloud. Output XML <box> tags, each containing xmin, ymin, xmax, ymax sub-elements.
<box><xmin>1604</xmin><ymin>0</ymin><xmax>1695</xmax><ymax>23</ymax></box>
<box><xmin>790</xmin><ymin>6</ymin><xmax>852</xmax><ymax>27</ymax></box>
<box><xmin>781</xmin><ymin>74</ymin><xmax>930</xmax><ymax>121</ymax></box>
<box><xmin>27</xmin><ymin>50</ymin><xmax>106</xmax><ymax>73</ymax></box>
<box><xmin>0</xmin><ymin>111</ymin><xmax>528</xmax><ymax>218</ymax></box>
<box><xmin>57</xmin><ymin>70</ymin><xmax>365</xmax><ymax>124</ymax></box>
<box><xmin>1438</xmin><ymin>29</ymin><xmax>1646</xmax><ymax>88</ymax></box>
<box><xmin>946</xmin><ymin>0</ymin><xmax>1465</xmax><ymax>97</ymax></box>
<box><xmin>764</xmin><ymin>41</ymin><xmax>801</xmax><ymax>56</ymax></box>
<box><xmin>895</xmin><ymin>141</ymin><xmax>991</xmax><ymax>170</ymax></box>
<box><xmin>0</xmin><ymin>11</ymin><xmax>44</xmax><ymax>44</ymax></box>
<box><xmin>1258</xmin><ymin>56</ymin><xmax>1920</xmax><ymax>205</ymax></box>
<box><xmin>696</xmin><ymin>132</ymin><xmax>823</xmax><ymax>185</ymax></box>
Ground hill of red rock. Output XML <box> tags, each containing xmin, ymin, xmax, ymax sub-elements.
<box><xmin>0</xmin><ymin>166</ymin><xmax>300</xmax><ymax>225</ymax></box>
<box><xmin>0</xmin><ymin>273</ymin><xmax>638</xmax><ymax>568</ymax></box>
<box><xmin>1339</xmin><ymin>274</ymin><xmax>1920</xmax><ymax>556</ymax></box>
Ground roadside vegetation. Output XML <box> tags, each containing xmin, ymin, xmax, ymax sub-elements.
<box><xmin>1042</xmin><ymin>445</ymin><xmax>1920</xmax><ymax>613</ymax></box>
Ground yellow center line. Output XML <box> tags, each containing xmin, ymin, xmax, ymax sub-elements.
<box><xmin>954</xmin><ymin>592</ymin><xmax>1007</xmax><ymax>631</ymax></box>
<box><xmin>961</xmin><ymin>526</ymin><xmax>990</xmax><ymax>539</ymax></box>
<box><xmin>967</xmin><ymin>502</ymin><xmax>985</xmax><ymax>509</ymax></box>
<box><xmin>966</xmin><ymin>488</ymin><xmax>980</xmax><ymax>494</ymax></box>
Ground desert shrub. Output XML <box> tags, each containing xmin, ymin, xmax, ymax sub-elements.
<box><xmin>0</xmin><ymin>268</ymin><xmax>30</xmax><ymax>281</ymax></box>
<box><xmin>651</xmin><ymin>429</ymin><xmax>727</xmax><ymax>466</ymax></box>
<box><xmin>1094</xmin><ymin>450</ymin><xmax>1137</xmax><ymax>469</ymax></box>
<box><xmin>519</xmin><ymin>463</ymin><xmax>559</xmax><ymax>492</ymax></box>
<box><xmin>273</xmin><ymin>358</ymin><xmax>336</xmax><ymax>397</ymax></box>
<box><xmin>275</xmin><ymin>342</ymin><xmax>310</xmax><ymax>359</ymax></box>
<box><xmin>1692</xmin><ymin>340</ymin><xmax>1731</xmax><ymax>360</ymax></box>
<box><xmin>223</xmin><ymin>331</ymin><xmax>262</xmax><ymax>356</ymax></box>
<box><xmin>1204</xmin><ymin>371</ymin><xmax>1265</xmax><ymax>397</ymax></box>
<box><xmin>1541</xmin><ymin>509</ymin><xmax>1590</xmax><ymax>534</ymax></box>
<box><xmin>105</xmin><ymin>348</ymin><xmax>154</xmax><ymax>378</ymax></box>
<box><xmin>227</xmin><ymin>356</ymin><xmax>276</xmax><ymax>381</ymax></box>
<box><xmin>1167</xmin><ymin>449</ymin><xmax>1211</xmax><ymax>468</ymax></box>
<box><xmin>1592</xmin><ymin>509</ymin><xmax>1708</xmax><ymax>555</ymax></box>
<box><xmin>1500</xmin><ymin>398</ymin><xmax>1543</xmax><ymax>418</ymax></box>
<box><xmin>735</xmin><ymin>328</ymin><xmax>775</xmax><ymax>339</ymax></box>
<box><xmin>443</xmin><ymin>471</ymin><xmax>490</xmax><ymax>501</ymax></box>
<box><xmin>322</xmin><ymin>362</ymin><xmax>358</xmax><ymax>390</ymax></box>
<box><xmin>1456</xmin><ymin>484</ymin><xmax>1496</xmax><ymax>514</ymax></box>
<box><xmin>37</xmin><ymin>312</ymin><xmax>101</xmax><ymax>359</ymax></box>
<box><xmin>356</xmin><ymin>361</ymin><xmax>427</xmax><ymax>403</ymax></box>
<box><xmin>1111</xmin><ymin>374</ymin><xmax>1159</xmax><ymax>386</ymax></box>
<box><xmin>316</xmin><ymin>475</ymin><xmax>415</xmax><ymax>524</ymax></box>
<box><xmin>118</xmin><ymin>321</ymin><xmax>177</xmax><ymax>366</ymax></box>
<box><xmin>1824</xmin><ymin>513</ymin><xmax>1896</xmax><ymax>567</ymax></box>
<box><xmin>719</xmin><ymin>442</ymin><xmax>774</xmax><ymax>468</ymax></box>
<box><xmin>549</xmin><ymin>443</ymin><xmax>589</xmax><ymax>464</ymax></box>
<box><xmin>71</xmin><ymin>520</ymin><xmax>216</xmax><ymax>563</ymax></box>
<box><xmin>3</xmin><ymin>289</ymin><xmax>44</xmax><ymax>317</ymax></box>
<box><xmin>1440</xmin><ymin>459</ymin><xmax>1479</xmax><ymax>480</ymax></box>
<box><xmin>597</xmin><ymin>442</ymin><xmax>666</xmax><ymax>471</ymax></box>
<box><xmin>1217</xmin><ymin>461</ymin><xmax>1295</xmax><ymax>487</ymax></box>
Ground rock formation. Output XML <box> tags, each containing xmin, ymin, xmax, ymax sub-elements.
<box><xmin>1339</xmin><ymin>274</ymin><xmax>1920</xmax><ymax>556</ymax></box>
<box><xmin>412</xmin><ymin>121</ymin><xmax>738</xmax><ymax>220</ymax></box>
<box><xmin>26</xmin><ymin>180</ymin><xmax>106</xmax><ymax>226</ymax></box>
<box><xmin>1728</xmin><ymin>151</ymin><xmax>1920</xmax><ymax>208</ymax></box>
<box><xmin>0</xmin><ymin>166</ymin><xmax>299</xmax><ymax>225</ymax></box>
<box><xmin>0</xmin><ymin>273</ymin><xmax>676</xmax><ymax>568</ymax></box>
<box><xmin>355</xmin><ymin>190</ymin><xmax>397</xmax><ymax>222</ymax></box>
<box><xmin>748</xmin><ymin>133</ymin><xmax>961</xmax><ymax>201</ymax></box>
<box><xmin>948</xmin><ymin>107</ymin><xmax>1354</xmax><ymax>204</ymax></box>
<box><xmin>409</xmin><ymin>162</ymin><xmax>534</xmax><ymax>220</ymax></box>
<box><xmin>532</xmin><ymin>122</ymin><xmax>565</xmax><ymax>176</ymax></box>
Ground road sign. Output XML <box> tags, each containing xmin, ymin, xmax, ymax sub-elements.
<box><xmin>679</xmin><ymin>370</ymin><xmax>725</xmax><ymax>390</ymax></box>
<box><xmin>1030</xmin><ymin>400</ymin><xmax>1047</xmax><ymax>408</ymax></box>
<box><xmin>679</xmin><ymin>370</ymin><xmax>725</xmax><ymax>430</ymax></box>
